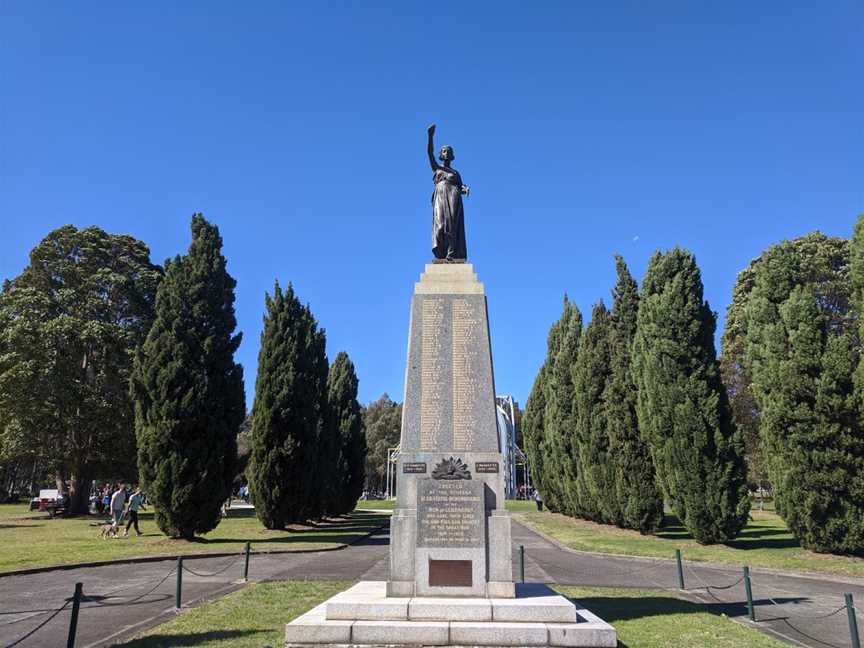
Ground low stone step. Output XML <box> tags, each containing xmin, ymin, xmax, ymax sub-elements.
<box><xmin>408</xmin><ymin>597</ymin><xmax>492</xmax><ymax>621</ymax></box>
<box><xmin>493</xmin><ymin>583</ymin><xmax>578</xmax><ymax>623</ymax></box>
<box><xmin>287</xmin><ymin>581</ymin><xmax>617</xmax><ymax>647</ymax></box>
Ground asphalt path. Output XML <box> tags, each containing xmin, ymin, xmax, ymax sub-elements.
<box><xmin>1</xmin><ymin>517</ymin><xmax>862</xmax><ymax>647</ymax></box>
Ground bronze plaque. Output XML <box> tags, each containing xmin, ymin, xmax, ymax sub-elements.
<box><xmin>475</xmin><ymin>461</ymin><xmax>499</xmax><ymax>473</ymax></box>
<box><xmin>417</xmin><ymin>480</ymin><xmax>484</xmax><ymax>548</ymax></box>
<box><xmin>428</xmin><ymin>559</ymin><xmax>472</xmax><ymax>587</ymax></box>
<box><xmin>403</xmin><ymin>462</ymin><xmax>427</xmax><ymax>474</ymax></box>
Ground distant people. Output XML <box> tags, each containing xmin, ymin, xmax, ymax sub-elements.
<box><xmin>123</xmin><ymin>488</ymin><xmax>145</xmax><ymax>537</ymax></box>
<box><xmin>101</xmin><ymin>489</ymin><xmax>111</xmax><ymax>516</ymax></box>
<box><xmin>110</xmin><ymin>483</ymin><xmax>126</xmax><ymax>527</ymax></box>
<box><xmin>533</xmin><ymin>489</ymin><xmax>543</xmax><ymax>512</ymax></box>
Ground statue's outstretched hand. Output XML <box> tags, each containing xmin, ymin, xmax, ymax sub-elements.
<box><xmin>462</xmin><ymin>185</ymin><xmax>470</xmax><ymax>196</ymax></box>
<box><xmin>427</xmin><ymin>123</ymin><xmax>436</xmax><ymax>135</ymax></box>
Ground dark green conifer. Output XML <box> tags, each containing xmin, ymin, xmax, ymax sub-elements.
<box><xmin>573</xmin><ymin>302</ymin><xmax>615</xmax><ymax>523</ymax></box>
<box><xmin>131</xmin><ymin>215</ymin><xmax>245</xmax><ymax>539</ymax></box>
<box><xmin>246</xmin><ymin>282</ymin><xmax>328</xmax><ymax>528</ymax></box>
<box><xmin>521</xmin><ymin>363</ymin><xmax>550</xmax><ymax>507</ymax></box>
<box><xmin>633</xmin><ymin>248</ymin><xmax>749</xmax><ymax>543</ymax></box>
<box><xmin>752</xmin><ymin>287</ymin><xmax>864</xmax><ymax>552</ymax></box>
<box><xmin>606</xmin><ymin>256</ymin><xmax>663</xmax><ymax>532</ymax></box>
<box><xmin>543</xmin><ymin>297</ymin><xmax>582</xmax><ymax>516</ymax></box>
<box><xmin>326</xmin><ymin>351</ymin><xmax>366</xmax><ymax>515</ymax></box>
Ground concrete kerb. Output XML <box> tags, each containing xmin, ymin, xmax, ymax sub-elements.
<box><xmin>513</xmin><ymin>514</ymin><xmax>864</xmax><ymax>588</ymax></box>
<box><xmin>0</xmin><ymin>519</ymin><xmax>390</xmax><ymax>579</ymax></box>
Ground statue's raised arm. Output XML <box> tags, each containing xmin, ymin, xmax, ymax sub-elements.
<box><xmin>426</xmin><ymin>123</ymin><xmax>439</xmax><ymax>171</ymax></box>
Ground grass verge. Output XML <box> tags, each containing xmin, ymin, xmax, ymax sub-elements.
<box><xmin>557</xmin><ymin>586</ymin><xmax>786</xmax><ymax>648</ymax></box>
<box><xmin>516</xmin><ymin>509</ymin><xmax>864</xmax><ymax>578</ymax></box>
<box><xmin>0</xmin><ymin>504</ymin><xmax>387</xmax><ymax>574</ymax></box>
<box><xmin>111</xmin><ymin>580</ymin><xmax>350</xmax><ymax>648</ymax></box>
<box><xmin>112</xmin><ymin>581</ymin><xmax>785</xmax><ymax>648</ymax></box>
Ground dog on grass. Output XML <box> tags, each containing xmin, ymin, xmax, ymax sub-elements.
<box><xmin>99</xmin><ymin>522</ymin><xmax>119</xmax><ymax>539</ymax></box>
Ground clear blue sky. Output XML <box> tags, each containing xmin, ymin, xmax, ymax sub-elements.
<box><xmin>2</xmin><ymin>2</ymin><xmax>862</xmax><ymax>410</ymax></box>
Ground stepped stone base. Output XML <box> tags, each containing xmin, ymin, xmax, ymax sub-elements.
<box><xmin>285</xmin><ymin>581</ymin><xmax>617</xmax><ymax>647</ymax></box>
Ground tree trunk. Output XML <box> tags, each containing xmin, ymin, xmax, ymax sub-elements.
<box><xmin>68</xmin><ymin>470</ymin><xmax>93</xmax><ymax>515</ymax></box>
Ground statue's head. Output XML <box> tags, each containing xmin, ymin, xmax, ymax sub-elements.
<box><xmin>438</xmin><ymin>145</ymin><xmax>455</xmax><ymax>162</ymax></box>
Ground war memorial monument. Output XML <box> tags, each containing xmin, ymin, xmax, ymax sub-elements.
<box><xmin>285</xmin><ymin>126</ymin><xmax>616</xmax><ymax>647</ymax></box>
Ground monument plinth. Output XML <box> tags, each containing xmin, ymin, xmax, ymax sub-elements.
<box><xmin>388</xmin><ymin>262</ymin><xmax>514</xmax><ymax>599</ymax></box>
<box><xmin>285</xmin><ymin>263</ymin><xmax>617</xmax><ymax>647</ymax></box>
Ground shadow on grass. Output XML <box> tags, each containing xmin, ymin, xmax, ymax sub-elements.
<box><xmin>570</xmin><ymin>593</ymin><xmax>807</xmax><ymax>624</ymax></box>
<box><xmin>0</xmin><ymin>523</ymin><xmax>41</xmax><ymax>529</ymax></box>
<box><xmin>193</xmin><ymin>514</ymin><xmax>390</xmax><ymax>547</ymax></box>
<box><xmin>653</xmin><ymin>514</ymin><xmax>802</xmax><ymax>552</ymax></box>
<box><xmin>113</xmin><ymin>629</ymin><xmax>261</xmax><ymax>647</ymax></box>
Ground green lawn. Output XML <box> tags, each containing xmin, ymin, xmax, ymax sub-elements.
<box><xmin>112</xmin><ymin>581</ymin><xmax>784</xmax><ymax>648</ymax></box>
<box><xmin>557</xmin><ymin>586</ymin><xmax>785</xmax><ymax>648</ymax></box>
<box><xmin>0</xmin><ymin>504</ymin><xmax>388</xmax><ymax>573</ymax></box>
<box><xmin>353</xmin><ymin>499</ymin><xmax>396</xmax><ymax>510</ymax></box>
<box><xmin>111</xmin><ymin>581</ymin><xmax>350</xmax><ymax>648</ymax></box>
<box><xmin>516</xmin><ymin>509</ymin><xmax>864</xmax><ymax>578</ymax></box>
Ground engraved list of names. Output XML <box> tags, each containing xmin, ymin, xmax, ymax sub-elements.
<box><xmin>452</xmin><ymin>298</ymin><xmax>482</xmax><ymax>450</ymax></box>
<box><xmin>417</xmin><ymin>480</ymin><xmax>484</xmax><ymax>548</ymax></box>
<box><xmin>420</xmin><ymin>298</ymin><xmax>445</xmax><ymax>450</ymax></box>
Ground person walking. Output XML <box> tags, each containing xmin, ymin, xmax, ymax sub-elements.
<box><xmin>123</xmin><ymin>488</ymin><xmax>145</xmax><ymax>536</ymax></box>
<box><xmin>533</xmin><ymin>488</ymin><xmax>543</xmax><ymax>512</ymax></box>
<box><xmin>110</xmin><ymin>483</ymin><xmax>126</xmax><ymax>527</ymax></box>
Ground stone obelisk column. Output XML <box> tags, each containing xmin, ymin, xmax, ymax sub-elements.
<box><xmin>387</xmin><ymin>263</ymin><xmax>515</xmax><ymax>599</ymax></box>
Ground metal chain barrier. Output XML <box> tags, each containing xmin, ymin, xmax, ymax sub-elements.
<box><xmin>81</xmin><ymin>567</ymin><xmax>177</xmax><ymax>608</ymax></box>
<box><xmin>181</xmin><ymin>554</ymin><xmax>244</xmax><ymax>578</ymax></box>
<box><xmin>3</xmin><ymin>600</ymin><xmax>70</xmax><ymax>648</ymax></box>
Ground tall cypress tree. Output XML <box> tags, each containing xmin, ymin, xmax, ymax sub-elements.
<box><xmin>326</xmin><ymin>351</ymin><xmax>365</xmax><ymax>515</ymax></box>
<box><xmin>247</xmin><ymin>282</ymin><xmax>328</xmax><ymax>528</ymax></box>
<box><xmin>573</xmin><ymin>302</ymin><xmax>614</xmax><ymax>523</ymax></box>
<box><xmin>524</xmin><ymin>302</ymin><xmax>569</xmax><ymax>513</ymax></box>
<box><xmin>131</xmin><ymin>215</ymin><xmax>244</xmax><ymax>539</ymax></box>
<box><xmin>632</xmin><ymin>248</ymin><xmax>749</xmax><ymax>543</ymax></box>
<box><xmin>522</xmin><ymin>363</ymin><xmax>550</xmax><ymax>507</ymax></box>
<box><xmin>851</xmin><ymin>215</ymin><xmax>864</xmax><ymax>413</ymax></box>
<box><xmin>543</xmin><ymin>297</ymin><xmax>582</xmax><ymax>516</ymax></box>
<box><xmin>607</xmin><ymin>256</ymin><xmax>663</xmax><ymax>533</ymax></box>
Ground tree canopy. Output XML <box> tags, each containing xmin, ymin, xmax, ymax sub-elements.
<box><xmin>0</xmin><ymin>225</ymin><xmax>161</xmax><ymax>513</ymax></box>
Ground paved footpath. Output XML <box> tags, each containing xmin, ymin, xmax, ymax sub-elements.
<box><xmin>2</xmin><ymin>519</ymin><xmax>862</xmax><ymax>647</ymax></box>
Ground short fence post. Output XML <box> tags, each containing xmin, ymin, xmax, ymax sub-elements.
<box><xmin>243</xmin><ymin>542</ymin><xmax>251</xmax><ymax>582</ymax></box>
<box><xmin>175</xmin><ymin>557</ymin><xmax>183</xmax><ymax>610</ymax></box>
<box><xmin>518</xmin><ymin>545</ymin><xmax>525</xmax><ymax>583</ymax></box>
<box><xmin>675</xmin><ymin>549</ymin><xmax>685</xmax><ymax>590</ymax></box>
<box><xmin>66</xmin><ymin>582</ymin><xmax>83</xmax><ymax>648</ymax></box>
<box><xmin>743</xmin><ymin>566</ymin><xmax>755</xmax><ymax>621</ymax></box>
<box><xmin>846</xmin><ymin>593</ymin><xmax>861</xmax><ymax>648</ymax></box>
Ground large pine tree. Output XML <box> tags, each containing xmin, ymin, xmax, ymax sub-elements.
<box><xmin>131</xmin><ymin>215</ymin><xmax>244</xmax><ymax>539</ymax></box>
<box><xmin>606</xmin><ymin>256</ymin><xmax>663</xmax><ymax>533</ymax></box>
<box><xmin>326</xmin><ymin>351</ymin><xmax>366</xmax><ymax>515</ymax></box>
<box><xmin>572</xmin><ymin>302</ymin><xmax>615</xmax><ymax>523</ymax></box>
<box><xmin>632</xmin><ymin>248</ymin><xmax>749</xmax><ymax>543</ymax></box>
<box><xmin>247</xmin><ymin>282</ymin><xmax>328</xmax><ymax>528</ymax></box>
<box><xmin>0</xmin><ymin>226</ymin><xmax>161</xmax><ymax>514</ymax></box>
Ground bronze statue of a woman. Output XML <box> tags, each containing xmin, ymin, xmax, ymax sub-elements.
<box><xmin>427</xmin><ymin>123</ymin><xmax>469</xmax><ymax>261</ymax></box>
